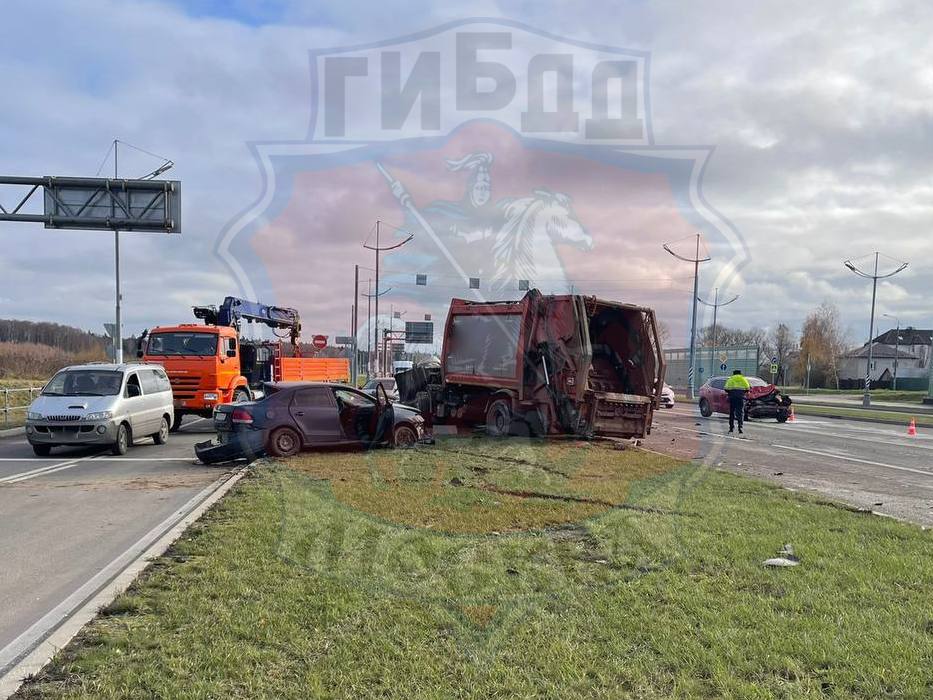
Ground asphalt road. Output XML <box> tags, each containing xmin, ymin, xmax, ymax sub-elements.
<box><xmin>0</xmin><ymin>418</ymin><xmax>235</xmax><ymax>682</ymax></box>
<box><xmin>647</xmin><ymin>405</ymin><xmax>933</xmax><ymax>526</ymax></box>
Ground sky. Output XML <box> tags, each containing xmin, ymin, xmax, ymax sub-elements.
<box><xmin>1</xmin><ymin>0</ymin><xmax>931</xmax><ymax>350</ymax></box>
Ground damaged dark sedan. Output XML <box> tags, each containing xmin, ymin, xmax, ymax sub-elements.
<box><xmin>195</xmin><ymin>382</ymin><xmax>426</xmax><ymax>464</ymax></box>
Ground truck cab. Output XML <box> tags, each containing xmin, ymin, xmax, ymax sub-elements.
<box><xmin>142</xmin><ymin>324</ymin><xmax>257</xmax><ymax>425</ymax></box>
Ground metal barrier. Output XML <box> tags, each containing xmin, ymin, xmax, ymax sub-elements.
<box><xmin>1</xmin><ymin>387</ymin><xmax>42</xmax><ymax>428</ymax></box>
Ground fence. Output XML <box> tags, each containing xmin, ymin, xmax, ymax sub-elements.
<box><xmin>1</xmin><ymin>387</ymin><xmax>42</xmax><ymax>428</ymax></box>
<box><xmin>836</xmin><ymin>377</ymin><xmax>928</xmax><ymax>391</ymax></box>
<box><xmin>663</xmin><ymin>346</ymin><xmax>760</xmax><ymax>390</ymax></box>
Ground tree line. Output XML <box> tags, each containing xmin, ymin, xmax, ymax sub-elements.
<box><xmin>0</xmin><ymin>318</ymin><xmax>108</xmax><ymax>354</ymax></box>
<box><xmin>694</xmin><ymin>302</ymin><xmax>848</xmax><ymax>388</ymax></box>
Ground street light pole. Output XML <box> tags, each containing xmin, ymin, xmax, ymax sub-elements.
<box><xmin>883</xmin><ymin>313</ymin><xmax>899</xmax><ymax>391</ymax></box>
<box><xmin>663</xmin><ymin>233</ymin><xmax>710</xmax><ymax>399</ymax></box>
<box><xmin>844</xmin><ymin>252</ymin><xmax>908</xmax><ymax>407</ymax></box>
<box><xmin>697</xmin><ymin>287</ymin><xmax>739</xmax><ymax>377</ymax></box>
<box><xmin>363</xmin><ymin>220</ymin><xmax>413</xmax><ymax>379</ymax></box>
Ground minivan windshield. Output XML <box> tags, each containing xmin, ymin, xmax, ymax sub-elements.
<box><xmin>363</xmin><ymin>378</ymin><xmax>395</xmax><ymax>390</ymax></box>
<box><xmin>147</xmin><ymin>332</ymin><xmax>218</xmax><ymax>357</ymax></box>
<box><xmin>42</xmin><ymin>370</ymin><xmax>123</xmax><ymax>397</ymax></box>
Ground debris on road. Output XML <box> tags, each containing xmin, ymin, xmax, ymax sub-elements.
<box><xmin>763</xmin><ymin>543</ymin><xmax>799</xmax><ymax>568</ymax></box>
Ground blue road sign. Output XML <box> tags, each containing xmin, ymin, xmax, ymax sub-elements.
<box><xmin>720</xmin><ymin>362</ymin><xmax>728</xmax><ymax>371</ymax></box>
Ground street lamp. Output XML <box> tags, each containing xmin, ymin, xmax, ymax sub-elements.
<box><xmin>882</xmin><ymin>313</ymin><xmax>900</xmax><ymax>391</ymax></box>
<box><xmin>697</xmin><ymin>288</ymin><xmax>739</xmax><ymax>377</ymax></box>
<box><xmin>844</xmin><ymin>252</ymin><xmax>908</xmax><ymax>406</ymax></box>
<box><xmin>663</xmin><ymin>233</ymin><xmax>710</xmax><ymax>399</ymax></box>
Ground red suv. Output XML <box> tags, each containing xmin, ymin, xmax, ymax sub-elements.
<box><xmin>698</xmin><ymin>376</ymin><xmax>792</xmax><ymax>422</ymax></box>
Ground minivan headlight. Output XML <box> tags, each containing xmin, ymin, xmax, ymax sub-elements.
<box><xmin>26</xmin><ymin>411</ymin><xmax>42</xmax><ymax>420</ymax></box>
<box><xmin>85</xmin><ymin>410</ymin><xmax>113</xmax><ymax>421</ymax></box>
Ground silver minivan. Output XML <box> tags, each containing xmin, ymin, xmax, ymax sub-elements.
<box><xmin>25</xmin><ymin>363</ymin><xmax>174</xmax><ymax>457</ymax></box>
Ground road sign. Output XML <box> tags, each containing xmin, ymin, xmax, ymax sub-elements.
<box><xmin>720</xmin><ymin>362</ymin><xmax>727</xmax><ymax>371</ymax></box>
<box><xmin>771</xmin><ymin>355</ymin><xmax>778</xmax><ymax>364</ymax></box>
<box><xmin>698</xmin><ymin>366</ymin><xmax>704</xmax><ymax>374</ymax></box>
<box><xmin>770</xmin><ymin>363</ymin><xmax>779</xmax><ymax>374</ymax></box>
<box><xmin>405</xmin><ymin>320</ymin><xmax>433</xmax><ymax>344</ymax></box>
<box><xmin>312</xmin><ymin>335</ymin><xmax>327</xmax><ymax>349</ymax></box>
<box><xmin>719</xmin><ymin>352</ymin><xmax>728</xmax><ymax>364</ymax></box>
<box><xmin>103</xmin><ymin>323</ymin><xmax>117</xmax><ymax>338</ymax></box>
<box><xmin>334</xmin><ymin>335</ymin><xmax>353</xmax><ymax>345</ymax></box>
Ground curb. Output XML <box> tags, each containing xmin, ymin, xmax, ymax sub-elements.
<box><xmin>0</xmin><ymin>466</ymin><xmax>248</xmax><ymax>699</ymax></box>
<box><xmin>0</xmin><ymin>427</ymin><xmax>24</xmax><ymax>439</ymax></box>
<box><xmin>793</xmin><ymin>409</ymin><xmax>921</xmax><ymax>428</ymax></box>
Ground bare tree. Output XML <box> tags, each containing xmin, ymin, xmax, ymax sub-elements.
<box><xmin>797</xmin><ymin>303</ymin><xmax>847</xmax><ymax>388</ymax></box>
<box><xmin>770</xmin><ymin>323</ymin><xmax>797</xmax><ymax>383</ymax></box>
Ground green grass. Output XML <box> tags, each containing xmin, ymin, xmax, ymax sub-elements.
<box><xmin>784</xmin><ymin>387</ymin><xmax>927</xmax><ymax>403</ymax></box>
<box><xmin>793</xmin><ymin>403</ymin><xmax>933</xmax><ymax>427</ymax></box>
<box><xmin>15</xmin><ymin>438</ymin><xmax>933</xmax><ymax>699</ymax></box>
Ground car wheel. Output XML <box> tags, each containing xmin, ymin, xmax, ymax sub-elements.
<box><xmin>233</xmin><ymin>389</ymin><xmax>250</xmax><ymax>403</ymax></box>
<box><xmin>170</xmin><ymin>412</ymin><xmax>185</xmax><ymax>433</ymax></box>
<box><xmin>699</xmin><ymin>398</ymin><xmax>712</xmax><ymax>417</ymax></box>
<box><xmin>152</xmin><ymin>416</ymin><xmax>169</xmax><ymax>445</ymax></box>
<box><xmin>393</xmin><ymin>424</ymin><xmax>418</xmax><ymax>448</ymax></box>
<box><xmin>777</xmin><ymin>413</ymin><xmax>788</xmax><ymax>423</ymax></box>
<box><xmin>32</xmin><ymin>444</ymin><xmax>51</xmax><ymax>457</ymax></box>
<box><xmin>268</xmin><ymin>427</ymin><xmax>301</xmax><ymax>458</ymax></box>
<box><xmin>485</xmin><ymin>399</ymin><xmax>512</xmax><ymax>437</ymax></box>
<box><xmin>112</xmin><ymin>423</ymin><xmax>130</xmax><ymax>456</ymax></box>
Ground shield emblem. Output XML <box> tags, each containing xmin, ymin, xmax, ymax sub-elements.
<box><xmin>217</xmin><ymin>19</ymin><xmax>746</xmax><ymax>348</ymax></box>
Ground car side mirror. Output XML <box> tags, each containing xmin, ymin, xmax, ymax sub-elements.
<box><xmin>127</xmin><ymin>384</ymin><xmax>141</xmax><ymax>398</ymax></box>
<box><xmin>136</xmin><ymin>349</ymin><xmax>144</xmax><ymax>358</ymax></box>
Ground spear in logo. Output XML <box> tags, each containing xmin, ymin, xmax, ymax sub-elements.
<box><xmin>374</xmin><ymin>161</ymin><xmax>481</xmax><ymax>299</ymax></box>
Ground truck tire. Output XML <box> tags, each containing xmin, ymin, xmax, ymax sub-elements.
<box><xmin>268</xmin><ymin>427</ymin><xmax>301</xmax><ymax>457</ymax></box>
<box><xmin>486</xmin><ymin>399</ymin><xmax>512</xmax><ymax>437</ymax></box>
<box><xmin>233</xmin><ymin>388</ymin><xmax>250</xmax><ymax>403</ymax></box>
<box><xmin>170</xmin><ymin>412</ymin><xmax>185</xmax><ymax>432</ymax></box>
<box><xmin>699</xmin><ymin>399</ymin><xmax>712</xmax><ymax>417</ymax></box>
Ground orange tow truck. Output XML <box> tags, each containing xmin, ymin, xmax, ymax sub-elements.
<box><xmin>140</xmin><ymin>297</ymin><xmax>349</xmax><ymax>430</ymax></box>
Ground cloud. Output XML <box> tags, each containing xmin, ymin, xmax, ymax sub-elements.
<box><xmin>0</xmin><ymin>0</ymin><xmax>930</xmax><ymax>353</ymax></box>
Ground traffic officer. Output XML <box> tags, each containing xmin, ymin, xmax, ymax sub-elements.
<box><xmin>724</xmin><ymin>369</ymin><xmax>751</xmax><ymax>434</ymax></box>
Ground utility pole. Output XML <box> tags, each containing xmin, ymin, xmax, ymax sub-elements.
<box><xmin>697</xmin><ymin>287</ymin><xmax>738</xmax><ymax>377</ymax></box>
<box><xmin>362</xmin><ymin>279</ymin><xmax>392</xmax><ymax>376</ymax></box>
<box><xmin>352</xmin><ymin>265</ymin><xmax>359</xmax><ymax>384</ymax></box>
<box><xmin>883</xmin><ymin>313</ymin><xmax>900</xmax><ymax>391</ymax></box>
<box><xmin>113</xmin><ymin>140</ymin><xmax>122</xmax><ymax>364</ymax></box>
<box><xmin>363</xmin><ymin>220</ymin><xmax>413</xmax><ymax>379</ymax></box>
<box><xmin>663</xmin><ymin>233</ymin><xmax>710</xmax><ymax>399</ymax></box>
<box><xmin>844</xmin><ymin>252</ymin><xmax>908</xmax><ymax>406</ymax></box>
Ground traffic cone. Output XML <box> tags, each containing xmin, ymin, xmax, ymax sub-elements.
<box><xmin>788</xmin><ymin>406</ymin><xmax>797</xmax><ymax>422</ymax></box>
<box><xmin>907</xmin><ymin>418</ymin><xmax>917</xmax><ymax>437</ymax></box>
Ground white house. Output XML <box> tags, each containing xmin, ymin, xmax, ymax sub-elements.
<box><xmin>838</xmin><ymin>327</ymin><xmax>932</xmax><ymax>383</ymax></box>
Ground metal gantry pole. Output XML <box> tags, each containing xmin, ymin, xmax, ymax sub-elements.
<box><xmin>114</xmin><ymin>140</ymin><xmax>123</xmax><ymax>364</ymax></box>
<box><xmin>353</xmin><ymin>264</ymin><xmax>359</xmax><ymax>384</ymax></box>
<box><xmin>363</xmin><ymin>219</ymin><xmax>413</xmax><ymax>379</ymax></box>
<box><xmin>883</xmin><ymin>313</ymin><xmax>899</xmax><ymax>391</ymax></box>
<box><xmin>844</xmin><ymin>251</ymin><xmax>908</xmax><ymax>407</ymax></box>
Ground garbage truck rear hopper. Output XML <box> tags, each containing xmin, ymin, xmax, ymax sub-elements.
<box><xmin>397</xmin><ymin>289</ymin><xmax>666</xmax><ymax>438</ymax></box>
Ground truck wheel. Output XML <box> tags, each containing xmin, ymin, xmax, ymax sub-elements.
<box><xmin>268</xmin><ymin>427</ymin><xmax>301</xmax><ymax>457</ymax></box>
<box><xmin>32</xmin><ymin>444</ymin><xmax>51</xmax><ymax>457</ymax></box>
<box><xmin>486</xmin><ymin>399</ymin><xmax>512</xmax><ymax>437</ymax></box>
<box><xmin>393</xmin><ymin>425</ymin><xmax>418</xmax><ymax>448</ymax></box>
<box><xmin>111</xmin><ymin>423</ymin><xmax>130</xmax><ymax>456</ymax></box>
<box><xmin>699</xmin><ymin>399</ymin><xmax>712</xmax><ymax>417</ymax></box>
<box><xmin>170</xmin><ymin>412</ymin><xmax>185</xmax><ymax>432</ymax></box>
<box><xmin>233</xmin><ymin>389</ymin><xmax>250</xmax><ymax>403</ymax></box>
<box><xmin>152</xmin><ymin>416</ymin><xmax>169</xmax><ymax>445</ymax></box>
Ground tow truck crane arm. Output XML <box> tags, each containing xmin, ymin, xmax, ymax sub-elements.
<box><xmin>193</xmin><ymin>296</ymin><xmax>302</xmax><ymax>346</ymax></box>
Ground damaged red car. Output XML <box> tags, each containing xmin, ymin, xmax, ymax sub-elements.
<box><xmin>698</xmin><ymin>376</ymin><xmax>792</xmax><ymax>423</ymax></box>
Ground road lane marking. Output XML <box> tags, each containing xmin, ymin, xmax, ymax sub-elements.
<box><xmin>0</xmin><ymin>467</ymin><xmax>246</xmax><ymax>698</ymax></box>
<box><xmin>0</xmin><ymin>459</ymin><xmax>88</xmax><ymax>484</ymax></box>
<box><xmin>771</xmin><ymin>444</ymin><xmax>933</xmax><ymax>478</ymax></box>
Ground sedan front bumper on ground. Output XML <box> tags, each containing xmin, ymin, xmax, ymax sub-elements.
<box><xmin>195</xmin><ymin>430</ymin><xmax>266</xmax><ymax>464</ymax></box>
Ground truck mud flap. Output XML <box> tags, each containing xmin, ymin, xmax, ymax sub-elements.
<box><xmin>195</xmin><ymin>439</ymin><xmax>263</xmax><ymax>465</ymax></box>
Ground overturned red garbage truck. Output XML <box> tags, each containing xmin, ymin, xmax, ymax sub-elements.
<box><xmin>397</xmin><ymin>289</ymin><xmax>666</xmax><ymax>439</ymax></box>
